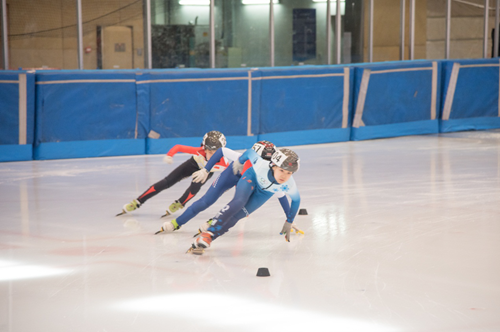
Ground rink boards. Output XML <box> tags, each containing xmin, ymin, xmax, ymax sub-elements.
<box><xmin>0</xmin><ymin>58</ymin><xmax>499</xmax><ymax>161</ymax></box>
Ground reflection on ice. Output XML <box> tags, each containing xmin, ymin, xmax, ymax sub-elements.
<box><xmin>312</xmin><ymin>206</ymin><xmax>347</xmax><ymax>236</ymax></box>
<box><xmin>0</xmin><ymin>259</ymin><xmax>70</xmax><ymax>281</ymax></box>
<box><xmin>117</xmin><ymin>293</ymin><xmax>394</xmax><ymax>332</ymax></box>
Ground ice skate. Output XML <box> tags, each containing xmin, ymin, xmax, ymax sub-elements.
<box><xmin>193</xmin><ymin>219</ymin><xmax>213</xmax><ymax>237</ymax></box>
<box><xmin>160</xmin><ymin>200</ymin><xmax>184</xmax><ymax>218</ymax></box>
<box><xmin>186</xmin><ymin>244</ymin><xmax>205</xmax><ymax>255</ymax></box>
<box><xmin>187</xmin><ymin>232</ymin><xmax>213</xmax><ymax>255</ymax></box>
<box><xmin>154</xmin><ymin>219</ymin><xmax>180</xmax><ymax>234</ymax></box>
<box><xmin>116</xmin><ymin>199</ymin><xmax>140</xmax><ymax>216</ymax></box>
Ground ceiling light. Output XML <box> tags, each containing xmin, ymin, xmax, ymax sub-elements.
<box><xmin>242</xmin><ymin>0</ymin><xmax>279</xmax><ymax>5</ymax></box>
<box><xmin>179</xmin><ymin>0</ymin><xmax>210</xmax><ymax>5</ymax></box>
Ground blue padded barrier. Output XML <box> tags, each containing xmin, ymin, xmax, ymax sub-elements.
<box><xmin>350</xmin><ymin>61</ymin><xmax>441</xmax><ymax>141</ymax></box>
<box><xmin>0</xmin><ymin>71</ymin><xmax>35</xmax><ymax>162</ymax></box>
<box><xmin>256</xmin><ymin>66</ymin><xmax>352</xmax><ymax>147</ymax></box>
<box><xmin>34</xmin><ymin>70</ymin><xmax>146</xmax><ymax>160</ymax></box>
<box><xmin>440</xmin><ymin>58</ymin><xmax>500</xmax><ymax>132</ymax></box>
<box><xmin>143</xmin><ymin>69</ymin><xmax>258</xmax><ymax>154</ymax></box>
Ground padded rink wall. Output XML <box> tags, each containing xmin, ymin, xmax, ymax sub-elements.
<box><xmin>34</xmin><ymin>70</ymin><xmax>147</xmax><ymax>160</ymax></box>
<box><xmin>0</xmin><ymin>58</ymin><xmax>499</xmax><ymax>162</ymax></box>
<box><xmin>0</xmin><ymin>71</ymin><xmax>35</xmax><ymax>162</ymax></box>
<box><xmin>351</xmin><ymin>61</ymin><xmax>441</xmax><ymax>141</ymax></box>
<box><xmin>440</xmin><ymin>58</ymin><xmax>500</xmax><ymax>132</ymax></box>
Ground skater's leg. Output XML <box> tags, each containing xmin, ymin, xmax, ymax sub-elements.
<box><xmin>176</xmin><ymin>169</ymin><xmax>239</xmax><ymax>227</ymax></box>
<box><xmin>210</xmin><ymin>169</ymin><xmax>257</xmax><ymax>226</ymax></box>
<box><xmin>137</xmin><ymin>158</ymin><xmax>198</xmax><ymax>205</ymax></box>
<box><xmin>210</xmin><ymin>190</ymin><xmax>272</xmax><ymax>240</ymax></box>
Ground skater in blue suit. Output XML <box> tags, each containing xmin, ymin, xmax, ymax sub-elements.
<box><xmin>189</xmin><ymin>147</ymin><xmax>301</xmax><ymax>254</ymax></box>
<box><xmin>155</xmin><ymin>141</ymin><xmax>302</xmax><ymax>235</ymax></box>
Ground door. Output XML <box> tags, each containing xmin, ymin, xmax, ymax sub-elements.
<box><xmin>101</xmin><ymin>26</ymin><xmax>133</xmax><ymax>69</ymax></box>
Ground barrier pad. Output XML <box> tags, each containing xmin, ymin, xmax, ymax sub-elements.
<box><xmin>351</xmin><ymin>61</ymin><xmax>441</xmax><ymax>141</ymax></box>
<box><xmin>34</xmin><ymin>139</ymin><xmax>145</xmax><ymax>160</ymax></box>
<box><xmin>440</xmin><ymin>59</ymin><xmax>500</xmax><ymax>133</ymax></box>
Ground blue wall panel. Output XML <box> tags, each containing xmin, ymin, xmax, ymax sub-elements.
<box><xmin>257</xmin><ymin>66</ymin><xmax>352</xmax><ymax>145</ymax></box>
<box><xmin>144</xmin><ymin>69</ymin><xmax>253</xmax><ymax>154</ymax></box>
<box><xmin>0</xmin><ymin>71</ymin><xmax>35</xmax><ymax>162</ymax></box>
<box><xmin>351</xmin><ymin>61</ymin><xmax>441</xmax><ymax>141</ymax></box>
<box><xmin>34</xmin><ymin>70</ymin><xmax>145</xmax><ymax>160</ymax></box>
<box><xmin>440</xmin><ymin>59</ymin><xmax>500</xmax><ymax>133</ymax></box>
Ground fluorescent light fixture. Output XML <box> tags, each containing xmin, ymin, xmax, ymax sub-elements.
<box><xmin>179</xmin><ymin>0</ymin><xmax>210</xmax><ymax>5</ymax></box>
<box><xmin>0</xmin><ymin>259</ymin><xmax>69</xmax><ymax>281</ymax></box>
<box><xmin>117</xmin><ymin>293</ymin><xmax>394</xmax><ymax>331</ymax></box>
<box><xmin>312</xmin><ymin>0</ymin><xmax>345</xmax><ymax>15</ymax></box>
<box><xmin>242</xmin><ymin>0</ymin><xmax>279</xmax><ymax>4</ymax></box>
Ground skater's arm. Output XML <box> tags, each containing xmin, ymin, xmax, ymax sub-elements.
<box><xmin>284</xmin><ymin>179</ymin><xmax>300</xmax><ymax>223</ymax></box>
<box><xmin>166</xmin><ymin>145</ymin><xmax>201</xmax><ymax>157</ymax></box>
<box><xmin>192</xmin><ymin>147</ymin><xmax>236</xmax><ymax>183</ymax></box>
<box><xmin>276</xmin><ymin>192</ymin><xmax>290</xmax><ymax>216</ymax></box>
<box><xmin>237</xmin><ymin>148</ymin><xmax>260</xmax><ymax>165</ymax></box>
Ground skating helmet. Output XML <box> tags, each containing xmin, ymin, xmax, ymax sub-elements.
<box><xmin>252</xmin><ymin>140</ymin><xmax>276</xmax><ymax>161</ymax></box>
<box><xmin>202</xmin><ymin>131</ymin><xmax>227</xmax><ymax>150</ymax></box>
<box><xmin>270</xmin><ymin>148</ymin><xmax>300</xmax><ymax>173</ymax></box>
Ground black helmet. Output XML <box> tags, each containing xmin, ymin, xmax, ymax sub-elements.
<box><xmin>251</xmin><ymin>140</ymin><xmax>276</xmax><ymax>161</ymax></box>
<box><xmin>202</xmin><ymin>131</ymin><xmax>227</xmax><ymax>150</ymax></box>
<box><xmin>270</xmin><ymin>148</ymin><xmax>300</xmax><ymax>173</ymax></box>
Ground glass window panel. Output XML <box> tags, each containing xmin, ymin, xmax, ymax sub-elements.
<box><xmin>213</xmin><ymin>0</ymin><xmax>270</xmax><ymax>68</ymax></box>
<box><xmin>274</xmin><ymin>0</ymin><xmax>326</xmax><ymax>66</ymax></box>
<box><xmin>427</xmin><ymin>0</ymin><xmax>495</xmax><ymax>60</ymax></box>
<box><xmin>82</xmin><ymin>0</ymin><xmax>144</xmax><ymax>70</ymax></box>
<box><xmin>151</xmin><ymin>0</ymin><xmax>210</xmax><ymax>68</ymax></box>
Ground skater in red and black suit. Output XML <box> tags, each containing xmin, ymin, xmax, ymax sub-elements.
<box><xmin>117</xmin><ymin>131</ymin><xmax>230</xmax><ymax>217</ymax></box>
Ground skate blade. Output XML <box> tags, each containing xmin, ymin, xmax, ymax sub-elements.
<box><xmin>154</xmin><ymin>229</ymin><xmax>163</xmax><ymax>235</ymax></box>
<box><xmin>116</xmin><ymin>210</ymin><xmax>127</xmax><ymax>216</ymax></box>
<box><xmin>186</xmin><ymin>247</ymin><xmax>205</xmax><ymax>255</ymax></box>
<box><xmin>293</xmin><ymin>229</ymin><xmax>305</xmax><ymax>235</ymax></box>
<box><xmin>192</xmin><ymin>229</ymin><xmax>202</xmax><ymax>238</ymax></box>
<box><xmin>160</xmin><ymin>211</ymin><xmax>171</xmax><ymax>219</ymax></box>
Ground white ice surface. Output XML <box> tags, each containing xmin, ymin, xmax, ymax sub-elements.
<box><xmin>1</xmin><ymin>131</ymin><xmax>500</xmax><ymax>332</ymax></box>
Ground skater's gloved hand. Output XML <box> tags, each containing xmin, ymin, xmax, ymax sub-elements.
<box><xmin>163</xmin><ymin>155</ymin><xmax>174</xmax><ymax>164</ymax></box>
<box><xmin>232</xmin><ymin>160</ymin><xmax>243</xmax><ymax>175</ymax></box>
<box><xmin>291</xmin><ymin>223</ymin><xmax>305</xmax><ymax>235</ymax></box>
<box><xmin>280</xmin><ymin>221</ymin><xmax>293</xmax><ymax>242</ymax></box>
<box><xmin>192</xmin><ymin>168</ymin><xmax>209</xmax><ymax>183</ymax></box>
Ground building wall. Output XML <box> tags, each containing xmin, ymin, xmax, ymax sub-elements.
<box><xmin>427</xmin><ymin>0</ymin><xmax>497</xmax><ymax>59</ymax></box>
<box><xmin>6</xmin><ymin>0</ymin><xmax>144</xmax><ymax>70</ymax></box>
<box><xmin>363</xmin><ymin>0</ymin><xmax>427</xmax><ymax>62</ymax></box>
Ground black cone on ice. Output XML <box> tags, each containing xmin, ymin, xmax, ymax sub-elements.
<box><xmin>256</xmin><ymin>267</ymin><xmax>270</xmax><ymax>277</ymax></box>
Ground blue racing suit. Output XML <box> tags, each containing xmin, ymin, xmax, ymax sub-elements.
<box><xmin>207</xmin><ymin>149</ymin><xmax>300</xmax><ymax>241</ymax></box>
<box><xmin>175</xmin><ymin>147</ymin><xmax>290</xmax><ymax>228</ymax></box>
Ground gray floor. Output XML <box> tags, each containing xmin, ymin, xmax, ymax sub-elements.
<box><xmin>1</xmin><ymin>131</ymin><xmax>499</xmax><ymax>332</ymax></box>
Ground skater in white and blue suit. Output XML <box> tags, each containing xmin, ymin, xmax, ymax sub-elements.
<box><xmin>190</xmin><ymin>147</ymin><xmax>301</xmax><ymax>252</ymax></box>
<box><xmin>155</xmin><ymin>141</ymin><xmax>293</xmax><ymax>234</ymax></box>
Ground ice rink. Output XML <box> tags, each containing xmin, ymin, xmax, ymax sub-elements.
<box><xmin>1</xmin><ymin>130</ymin><xmax>500</xmax><ymax>332</ymax></box>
